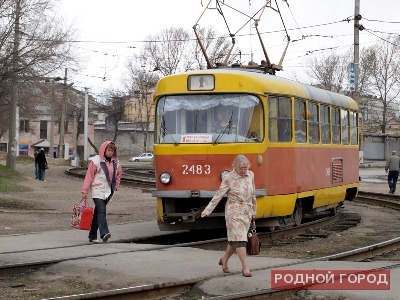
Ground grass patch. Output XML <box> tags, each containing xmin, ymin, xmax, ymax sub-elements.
<box><xmin>16</xmin><ymin>155</ymin><xmax>35</xmax><ymax>165</ymax></box>
<box><xmin>0</xmin><ymin>164</ymin><xmax>23</xmax><ymax>193</ymax></box>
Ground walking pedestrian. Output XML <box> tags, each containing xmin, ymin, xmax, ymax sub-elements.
<box><xmin>81</xmin><ymin>141</ymin><xmax>122</xmax><ymax>243</ymax></box>
<box><xmin>34</xmin><ymin>149</ymin><xmax>39</xmax><ymax>179</ymax></box>
<box><xmin>201</xmin><ymin>154</ymin><xmax>256</xmax><ymax>277</ymax></box>
<box><xmin>35</xmin><ymin>148</ymin><xmax>47</xmax><ymax>181</ymax></box>
<box><xmin>385</xmin><ymin>150</ymin><xmax>400</xmax><ymax>194</ymax></box>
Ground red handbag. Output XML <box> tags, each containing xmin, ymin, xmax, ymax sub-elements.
<box><xmin>70</xmin><ymin>197</ymin><xmax>94</xmax><ymax>230</ymax></box>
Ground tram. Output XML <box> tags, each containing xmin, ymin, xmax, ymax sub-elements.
<box><xmin>151</xmin><ymin>68</ymin><xmax>359</xmax><ymax>231</ymax></box>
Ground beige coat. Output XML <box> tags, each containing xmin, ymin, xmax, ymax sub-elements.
<box><xmin>203</xmin><ymin>170</ymin><xmax>256</xmax><ymax>241</ymax></box>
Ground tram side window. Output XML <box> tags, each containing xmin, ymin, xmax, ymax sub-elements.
<box><xmin>247</xmin><ymin>104</ymin><xmax>264</xmax><ymax>141</ymax></box>
<box><xmin>350</xmin><ymin>111</ymin><xmax>358</xmax><ymax>145</ymax></box>
<box><xmin>321</xmin><ymin>105</ymin><xmax>331</xmax><ymax>144</ymax></box>
<box><xmin>332</xmin><ymin>107</ymin><xmax>341</xmax><ymax>144</ymax></box>
<box><xmin>294</xmin><ymin>99</ymin><xmax>307</xmax><ymax>143</ymax></box>
<box><xmin>308</xmin><ymin>102</ymin><xmax>320</xmax><ymax>144</ymax></box>
<box><xmin>268</xmin><ymin>96</ymin><xmax>292</xmax><ymax>142</ymax></box>
<box><xmin>341</xmin><ymin>110</ymin><xmax>349</xmax><ymax>145</ymax></box>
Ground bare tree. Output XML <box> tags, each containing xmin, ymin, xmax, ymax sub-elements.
<box><xmin>306</xmin><ymin>51</ymin><xmax>351</xmax><ymax>93</ymax></box>
<box><xmin>0</xmin><ymin>0</ymin><xmax>77</xmax><ymax>140</ymax></box>
<box><xmin>143</xmin><ymin>27</ymin><xmax>190</xmax><ymax>76</ymax></box>
<box><xmin>122</xmin><ymin>56</ymin><xmax>159</xmax><ymax>152</ymax></box>
<box><xmin>97</xmin><ymin>90</ymin><xmax>126</xmax><ymax>143</ymax></box>
<box><xmin>366</xmin><ymin>35</ymin><xmax>400</xmax><ymax>133</ymax></box>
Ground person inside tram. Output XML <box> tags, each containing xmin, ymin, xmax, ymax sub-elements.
<box><xmin>295</xmin><ymin>120</ymin><xmax>307</xmax><ymax>142</ymax></box>
<box><xmin>278</xmin><ymin>119</ymin><xmax>291</xmax><ymax>142</ymax></box>
<box><xmin>214</xmin><ymin>106</ymin><xmax>235</xmax><ymax>133</ymax></box>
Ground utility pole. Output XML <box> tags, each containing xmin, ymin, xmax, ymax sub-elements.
<box><xmin>353</xmin><ymin>0</ymin><xmax>363</xmax><ymax>160</ymax></box>
<box><xmin>84</xmin><ymin>88</ymin><xmax>89</xmax><ymax>161</ymax></box>
<box><xmin>50</xmin><ymin>80</ymin><xmax>55</xmax><ymax>158</ymax></box>
<box><xmin>59</xmin><ymin>68</ymin><xmax>67</xmax><ymax>159</ymax></box>
<box><xmin>6</xmin><ymin>0</ymin><xmax>21</xmax><ymax>170</ymax></box>
<box><xmin>353</xmin><ymin>0</ymin><xmax>360</xmax><ymax>97</ymax></box>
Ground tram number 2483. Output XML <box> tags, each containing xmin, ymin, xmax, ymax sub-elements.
<box><xmin>182</xmin><ymin>164</ymin><xmax>211</xmax><ymax>175</ymax></box>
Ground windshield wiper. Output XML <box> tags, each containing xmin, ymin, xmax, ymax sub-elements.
<box><xmin>161</xmin><ymin>117</ymin><xmax>178</xmax><ymax>146</ymax></box>
<box><xmin>213</xmin><ymin>115</ymin><xmax>234</xmax><ymax>145</ymax></box>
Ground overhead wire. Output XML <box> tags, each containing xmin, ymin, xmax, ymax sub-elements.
<box><xmin>51</xmin><ymin>4</ymin><xmax>399</xmax><ymax>89</ymax></box>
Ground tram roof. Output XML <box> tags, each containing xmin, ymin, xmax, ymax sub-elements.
<box><xmin>161</xmin><ymin>68</ymin><xmax>358</xmax><ymax>111</ymax></box>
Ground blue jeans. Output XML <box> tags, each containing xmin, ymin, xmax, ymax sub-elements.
<box><xmin>388</xmin><ymin>170</ymin><xmax>399</xmax><ymax>192</ymax></box>
<box><xmin>35</xmin><ymin>162</ymin><xmax>39</xmax><ymax>179</ymax></box>
<box><xmin>37</xmin><ymin>164</ymin><xmax>45</xmax><ymax>181</ymax></box>
<box><xmin>89</xmin><ymin>198</ymin><xmax>109</xmax><ymax>240</ymax></box>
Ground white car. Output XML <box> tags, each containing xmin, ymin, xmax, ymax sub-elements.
<box><xmin>129</xmin><ymin>153</ymin><xmax>153</xmax><ymax>162</ymax></box>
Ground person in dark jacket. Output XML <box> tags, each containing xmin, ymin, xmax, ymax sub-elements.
<box><xmin>35</xmin><ymin>148</ymin><xmax>47</xmax><ymax>181</ymax></box>
<box><xmin>385</xmin><ymin>150</ymin><xmax>400</xmax><ymax>194</ymax></box>
<box><xmin>34</xmin><ymin>149</ymin><xmax>40</xmax><ymax>179</ymax></box>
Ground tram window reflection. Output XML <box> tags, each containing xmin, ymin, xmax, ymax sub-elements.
<box><xmin>341</xmin><ymin>110</ymin><xmax>349</xmax><ymax>145</ymax></box>
<box><xmin>269</xmin><ymin>96</ymin><xmax>292</xmax><ymax>143</ymax></box>
<box><xmin>332</xmin><ymin>107</ymin><xmax>341</xmax><ymax>144</ymax></box>
<box><xmin>321</xmin><ymin>105</ymin><xmax>331</xmax><ymax>144</ymax></box>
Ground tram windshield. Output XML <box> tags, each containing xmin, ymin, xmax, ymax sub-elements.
<box><xmin>155</xmin><ymin>94</ymin><xmax>264</xmax><ymax>144</ymax></box>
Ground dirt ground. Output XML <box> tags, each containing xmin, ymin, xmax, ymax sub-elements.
<box><xmin>1</xmin><ymin>160</ymin><xmax>400</xmax><ymax>300</ymax></box>
<box><xmin>0</xmin><ymin>159</ymin><xmax>155</xmax><ymax>236</ymax></box>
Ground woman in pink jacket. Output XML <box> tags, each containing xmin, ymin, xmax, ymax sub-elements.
<box><xmin>201</xmin><ymin>155</ymin><xmax>256</xmax><ymax>277</ymax></box>
<box><xmin>82</xmin><ymin>141</ymin><xmax>122</xmax><ymax>243</ymax></box>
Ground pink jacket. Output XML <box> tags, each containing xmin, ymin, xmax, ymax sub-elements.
<box><xmin>82</xmin><ymin>141</ymin><xmax>122</xmax><ymax>200</ymax></box>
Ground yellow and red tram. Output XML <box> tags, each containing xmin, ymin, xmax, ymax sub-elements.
<box><xmin>151</xmin><ymin>68</ymin><xmax>359</xmax><ymax>231</ymax></box>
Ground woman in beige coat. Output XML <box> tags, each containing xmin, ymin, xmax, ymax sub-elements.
<box><xmin>201</xmin><ymin>155</ymin><xmax>256</xmax><ymax>277</ymax></box>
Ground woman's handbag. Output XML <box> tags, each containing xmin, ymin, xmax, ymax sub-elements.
<box><xmin>70</xmin><ymin>197</ymin><xmax>94</xmax><ymax>230</ymax></box>
<box><xmin>246</xmin><ymin>221</ymin><xmax>261</xmax><ymax>255</ymax></box>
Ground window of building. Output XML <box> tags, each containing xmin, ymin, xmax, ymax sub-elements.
<box><xmin>78</xmin><ymin>121</ymin><xmax>84</xmax><ymax>135</ymax></box>
<box><xmin>0</xmin><ymin>143</ymin><xmax>7</xmax><ymax>152</ymax></box>
<box><xmin>19</xmin><ymin>120</ymin><xmax>29</xmax><ymax>133</ymax></box>
<box><xmin>40</xmin><ymin>120</ymin><xmax>48</xmax><ymax>139</ymax></box>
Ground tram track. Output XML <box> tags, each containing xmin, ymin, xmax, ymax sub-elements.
<box><xmin>356</xmin><ymin>191</ymin><xmax>400</xmax><ymax>210</ymax></box>
<box><xmin>65</xmin><ymin>167</ymin><xmax>156</xmax><ymax>190</ymax></box>
<box><xmin>0</xmin><ymin>214</ymin><xmax>341</xmax><ymax>277</ymax></box>
<box><xmin>2</xmin><ymin>205</ymin><xmax>399</xmax><ymax>300</ymax></box>
<box><xmin>51</xmin><ymin>193</ymin><xmax>400</xmax><ymax>300</ymax></box>
<box><xmin>3</xmin><ymin>167</ymin><xmax>400</xmax><ymax>300</ymax></box>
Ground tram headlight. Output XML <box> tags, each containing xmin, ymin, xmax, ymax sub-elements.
<box><xmin>160</xmin><ymin>172</ymin><xmax>171</xmax><ymax>184</ymax></box>
<box><xmin>220</xmin><ymin>170</ymin><xmax>230</xmax><ymax>180</ymax></box>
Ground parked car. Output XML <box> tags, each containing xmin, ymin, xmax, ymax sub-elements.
<box><xmin>129</xmin><ymin>153</ymin><xmax>153</xmax><ymax>162</ymax></box>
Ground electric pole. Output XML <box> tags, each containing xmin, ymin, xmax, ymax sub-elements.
<box><xmin>59</xmin><ymin>68</ymin><xmax>67</xmax><ymax>159</ymax></box>
<box><xmin>354</xmin><ymin>0</ymin><xmax>363</xmax><ymax>159</ymax></box>
<box><xmin>353</xmin><ymin>0</ymin><xmax>360</xmax><ymax>98</ymax></box>
<box><xmin>6</xmin><ymin>0</ymin><xmax>21</xmax><ymax>170</ymax></box>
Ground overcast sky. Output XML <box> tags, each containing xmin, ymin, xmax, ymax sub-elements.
<box><xmin>58</xmin><ymin>0</ymin><xmax>400</xmax><ymax>97</ymax></box>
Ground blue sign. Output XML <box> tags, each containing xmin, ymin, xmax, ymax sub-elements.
<box><xmin>349</xmin><ymin>62</ymin><xmax>355</xmax><ymax>91</ymax></box>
